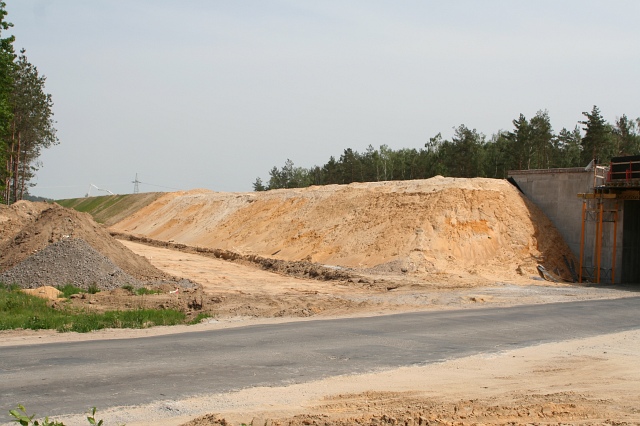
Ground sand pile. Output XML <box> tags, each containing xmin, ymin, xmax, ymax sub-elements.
<box><xmin>21</xmin><ymin>285</ymin><xmax>61</xmax><ymax>300</ymax></box>
<box><xmin>0</xmin><ymin>202</ymin><xmax>197</xmax><ymax>290</ymax></box>
<box><xmin>110</xmin><ymin>177</ymin><xmax>576</xmax><ymax>282</ymax></box>
<box><xmin>0</xmin><ymin>200</ymin><xmax>51</xmax><ymax>245</ymax></box>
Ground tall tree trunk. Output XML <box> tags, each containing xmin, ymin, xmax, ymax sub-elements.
<box><xmin>12</xmin><ymin>129</ymin><xmax>19</xmax><ymax>203</ymax></box>
<box><xmin>5</xmin><ymin>121</ymin><xmax>15</xmax><ymax>203</ymax></box>
<box><xmin>19</xmin><ymin>151</ymin><xmax>26</xmax><ymax>200</ymax></box>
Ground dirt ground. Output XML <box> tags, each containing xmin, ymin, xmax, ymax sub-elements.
<box><xmin>31</xmin><ymin>329</ymin><xmax>640</xmax><ymax>426</ymax></box>
<box><xmin>3</xmin><ymin>241</ymin><xmax>638</xmax><ymax>426</ymax></box>
<box><xmin>1</xmin><ymin>179</ymin><xmax>638</xmax><ymax>425</ymax></box>
<box><xmin>24</xmin><ymin>239</ymin><xmax>628</xmax><ymax>324</ymax></box>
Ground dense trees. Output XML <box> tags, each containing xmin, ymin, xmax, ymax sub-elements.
<box><xmin>256</xmin><ymin>107</ymin><xmax>640</xmax><ymax>191</ymax></box>
<box><xmin>0</xmin><ymin>2</ymin><xmax>57</xmax><ymax>204</ymax></box>
<box><xmin>0</xmin><ymin>1</ymin><xmax>14</xmax><ymax>202</ymax></box>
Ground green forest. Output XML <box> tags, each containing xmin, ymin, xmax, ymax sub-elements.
<box><xmin>255</xmin><ymin>107</ymin><xmax>640</xmax><ymax>191</ymax></box>
<box><xmin>0</xmin><ymin>1</ymin><xmax>57</xmax><ymax>204</ymax></box>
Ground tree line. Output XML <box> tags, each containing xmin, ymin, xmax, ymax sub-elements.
<box><xmin>0</xmin><ymin>1</ymin><xmax>57</xmax><ymax>204</ymax></box>
<box><xmin>254</xmin><ymin>106</ymin><xmax>640</xmax><ymax>191</ymax></box>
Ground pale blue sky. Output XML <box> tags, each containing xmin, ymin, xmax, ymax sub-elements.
<box><xmin>6</xmin><ymin>1</ymin><xmax>640</xmax><ymax>199</ymax></box>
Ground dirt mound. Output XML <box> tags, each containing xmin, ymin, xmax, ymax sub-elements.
<box><xmin>0</xmin><ymin>202</ymin><xmax>200</xmax><ymax>292</ymax></box>
<box><xmin>183</xmin><ymin>391</ymin><xmax>622</xmax><ymax>426</ymax></box>
<box><xmin>21</xmin><ymin>285</ymin><xmax>61</xmax><ymax>300</ymax></box>
<box><xmin>111</xmin><ymin>178</ymin><xmax>576</xmax><ymax>282</ymax></box>
<box><xmin>0</xmin><ymin>200</ymin><xmax>51</xmax><ymax>245</ymax></box>
<box><xmin>0</xmin><ymin>239</ymin><xmax>145</xmax><ymax>290</ymax></box>
<box><xmin>0</xmin><ymin>202</ymin><xmax>167</xmax><ymax>281</ymax></box>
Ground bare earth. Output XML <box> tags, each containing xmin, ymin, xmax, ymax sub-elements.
<box><xmin>2</xmin><ymin>178</ymin><xmax>639</xmax><ymax>425</ymax></box>
<box><xmin>2</xmin><ymin>242</ymin><xmax>638</xmax><ymax>425</ymax></box>
<box><xmin>25</xmin><ymin>329</ymin><xmax>640</xmax><ymax>426</ymax></box>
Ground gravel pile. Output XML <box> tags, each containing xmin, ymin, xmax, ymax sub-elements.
<box><xmin>0</xmin><ymin>238</ymin><xmax>143</xmax><ymax>290</ymax></box>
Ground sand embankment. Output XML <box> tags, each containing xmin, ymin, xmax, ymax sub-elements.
<box><xmin>110</xmin><ymin>177</ymin><xmax>575</xmax><ymax>283</ymax></box>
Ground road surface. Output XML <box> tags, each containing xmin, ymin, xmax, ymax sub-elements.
<box><xmin>1</xmin><ymin>297</ymin><xmax>640</xmax><ymax>422</ymax></box>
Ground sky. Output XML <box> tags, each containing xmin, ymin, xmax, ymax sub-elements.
<box><xmin>5</xmin><ymin>0</ymin><xmax>640</xmax><ymax>199</ymax></box>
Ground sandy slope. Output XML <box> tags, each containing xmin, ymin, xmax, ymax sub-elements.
<box><xmin>110</xmin><ymin>177</ymin><xmax>576</xmax><ymax>284</ymax></box>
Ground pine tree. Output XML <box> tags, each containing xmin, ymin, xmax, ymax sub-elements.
<box><xmin>529</xmin><ymin>110</ymin><xmax>553</xmax><ymax>169</ymax></box>
<box><xmin>612</xmin><ymin>114</ymin><xmax>640</xmax><ymax>156</ymax></box>
<box><xmin>507</xmin><ymin>114</ymin><xmax>532</xmax><ymax>169</ymax></box>
<box><xmin>6</xmin><ymin>49</ymin><xmax>57</xmax><ymax>202</ymax></box>
<box><xmin>0</xmin><ymin>1</ymin><xmax>15</xmax><ymax>203</ymax></box>
<box><xmin>580</xmin><ymin>105</ymin><xmax>613</xmax><ymax>164</ymax></box>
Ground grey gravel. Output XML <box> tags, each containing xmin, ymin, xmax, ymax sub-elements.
<box><xmin>0</xmin><ymin>238</ymin><xmax>144</xmax><ymax>290</ymax></box>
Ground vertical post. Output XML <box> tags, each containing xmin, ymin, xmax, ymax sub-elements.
<box><xmin>596</xmin><ymin>200</ymin><xmax>604</xmax><ymax>284</ymax></box>
<box><xmin>612</xmin><ymin>201</ymin><xmax>619</xmax><ymax>285</ymax></box>
<box><xmin>579</xmin><ymin>201</ymin><xmax>586</xmax><ymax>283</ymax></box>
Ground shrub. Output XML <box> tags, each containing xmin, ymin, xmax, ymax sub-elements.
<box><xmin>8</xmin><ymin>405</ymin><xmax>108</xmax><ymax>425</ymax></box>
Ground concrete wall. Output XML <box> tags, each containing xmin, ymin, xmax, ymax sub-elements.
<box><xmin>509</xmin><ymin>168</ymin><xmax>623</xmax><ymax>283</ymax></box>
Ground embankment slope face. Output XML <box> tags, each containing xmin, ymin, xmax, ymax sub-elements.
<box><xmin>110</xmin><ymin>177</ymin><xmax>574</xmax><ymax>282</ymax></box>
<box><xmin>57</xmin><ymin>192</ymin><xmax>165</xmax><ymax>226</ymax></box>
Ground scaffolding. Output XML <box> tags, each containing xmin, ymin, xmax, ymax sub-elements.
<box><xmin>578</xmin><ymin>157</ymin><xmax>640</xmax><ymax>284</ymax></box>
<box><xmin>578</xmin><ymin>194</ymin><xmax>618</xmax><ymax>284</ymax></box>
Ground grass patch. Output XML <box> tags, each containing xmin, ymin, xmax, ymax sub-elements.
<box><xmin>0</xmin><ymin>284</ymin><xmax>186</xmax><ymax>333</ymax></box>
<box><xmin>119</xmin><ymin>286</ymin><xmax>161</xmax><ymax>296</ymax></box>
<box><xmin>56</xmin><ymin>284</ymin><xmax>85</xmax><ymax>298</ymax></box>
<box><xmin>56</xmin><ymin>195</ymin><xmax>126</xmax><ymax>217</ymax></box>
<box><xmin>189</xmin><ymin>312</ymin><xmax>213</xmax><ymax>324</ymax></box>
<box><xmin>58</xmin><ymin>309</ymin><xmax>186</xmax><ymax>333</ymax></box>
<box><xmin>135</xmin><ymin>287</ymin><xmax>161</xmax><ymax>295</ymax></box>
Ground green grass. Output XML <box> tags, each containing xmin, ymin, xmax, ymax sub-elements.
<box><xmin>57</xmin><ymin>195</ymin><xmax>124</xmax><ymax>214</ymax></box>
<box><xmin>0</xmin><ymin>284</ymin><xmax>186</xmax><ymax>333</ymax></box>
<box><xmin>135</xmin><ymin>287</ymin><xmax>161</xmax><ymax>295</ymax></box>
<box><xmin>56</xmin><ymin>193</ymin><xmax>154</xmax><ymax>225</ymax></box>
<box><xmin>189</xmin><ymin>312</ymin><xmax>213</xmax><ymax>324</ymax></box>
<box><xmin>117</xmin><ymin>285</ymin><xmax>161</xmax><ymax>295</ymax></box>
<box><xmin>56</xmin><ymin>284</ymin><xmax>85</xmax><ymax>298</ymax></box>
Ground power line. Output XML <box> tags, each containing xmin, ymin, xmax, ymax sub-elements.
<box><xmin>137</xmin><ymin>181</ymin><xmax>182</xmax><ymax>191</ymax></box>
<box><xmin>132</xmin><ymin>173</ymin><xmax>140</xmax><ymax>194</ymax></box>
<box><xmin>34</xmin><ymin>179</ymin><xmax>183</xmax><ymax>192</ymax></box>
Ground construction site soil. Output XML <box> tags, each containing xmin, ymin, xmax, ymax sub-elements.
<box><xmin>1</xmin><ymin>177</ymin><xmax>638</xmax><ymax>425</ymax></box>
<box><xmin>110</xmin><ymin>177</ymin><xmax>576</xmax><ymax>283</ymax></box>
<box><xmin>0</xmin><ymin>201</ymin><xmax>195</xmax><ymax>291</ymax></box>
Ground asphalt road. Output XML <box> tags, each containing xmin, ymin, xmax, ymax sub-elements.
<box><xmin>2</xmin><ymin>296</ymin><xmax>640</xmax><ymax>421</ymax></box>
